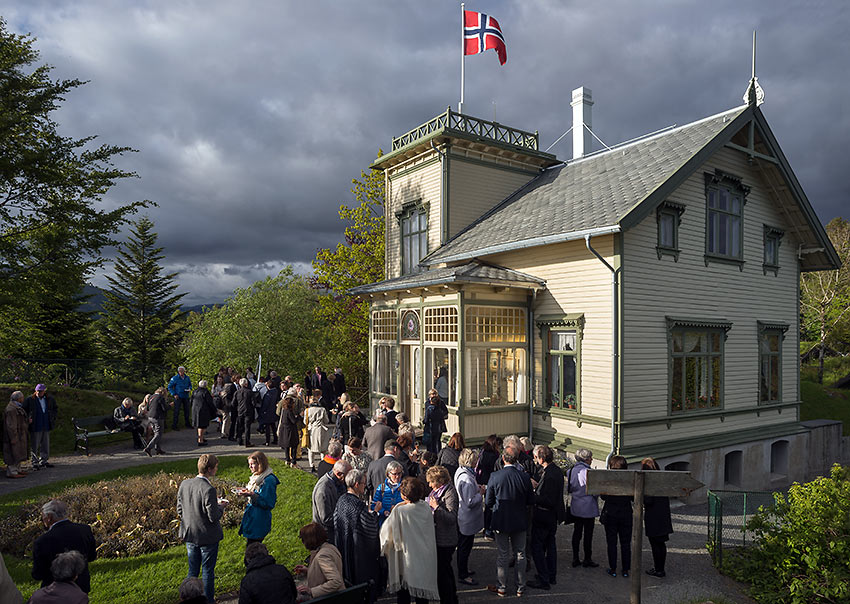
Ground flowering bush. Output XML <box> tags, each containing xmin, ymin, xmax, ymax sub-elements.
<box><xmin>0</xmin><ymin>472</ymin><xmax>247</xmax><ymax>558</ymax></box>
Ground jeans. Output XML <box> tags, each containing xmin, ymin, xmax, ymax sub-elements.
<box><xmin>530</xmin><ymin>522</ymin><xmax>557</xmax><ymax>584</ymax></box>
<box><xmin>186</xmin><ymin>541</ymin><xmax>219</xmax><ymax>603</ymax></box>
<box><xmin>173</xmin><ymin>397</ymin><xmax>190</xmax><ymax>429</ymax></box>
<box><xmin>145</xmin><ymin>419</ymin><xmax>164</xmax><ymax>453</ymax></box>
<box><xmin>495</xmin><ymin>530</ymin><xmax>526</xmax><ymax>592</ymax></box>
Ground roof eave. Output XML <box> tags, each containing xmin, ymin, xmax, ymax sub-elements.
<box><xmin>424</xmin><ymin>225</ymin><xmax>621</xmax><ymax>266</ymax></box>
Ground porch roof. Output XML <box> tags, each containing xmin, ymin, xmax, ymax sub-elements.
<box><xmin>349</xmin><ymin>261</ymin><xmax>545</xmax><ymax>295</ymax></box>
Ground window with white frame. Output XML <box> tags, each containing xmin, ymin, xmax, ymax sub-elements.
<box><xmin>465</xmin><ymin>306</ymin><xmax>527</xmax><ymax>407</ymax></box>
<box><xmin>667</xmin><ymin>317</ymin><xmax>731</xmax><ymax>413</ymax></box>
<box><xmin>399</xmin><ymin>205</ymin><xmax>428</xmax><ymax>275</ymax></box>
<box><xmin>424</xmin><ymin>307</ymin><xmax>459</xmax><ymax>407</ymax></box>
<box><xmin>763</xmin><ymin>226</ymin><xmax>784</xmax><ymax>276</ymax></box>
<box><xmin>539</xmin><ymin>314</ymin><xmax>584</xmax><ymax>412</ymax></box>
<box><xmin>705</xmin><ymin>170</ymin><xmax>749</xmax><ymax>267</ymax></box>
<box><xmin>758</xmin><ymin>321</ymin><xmax>788</xmax><ymax>405</ymax></box>
<box><xmin>372</xmin><ymin>310</ymin><xmax>398</xmax><ymax>396</ymax></box>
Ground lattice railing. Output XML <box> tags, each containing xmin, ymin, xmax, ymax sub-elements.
<box><xmin>391</xmin><ymin>108</ymin><xmax>539</xmax><ymax>152</ymax></box>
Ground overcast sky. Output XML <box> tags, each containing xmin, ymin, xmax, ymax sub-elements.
<box><xmin>3</xmin><ymin>1</ymin><xmax>848</xmax><ymax>305</ymax></box>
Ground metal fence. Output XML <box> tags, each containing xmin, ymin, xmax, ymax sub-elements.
<box><xmin>0</xmin><ymin>358</ymin><xmax>168</xmax><ymax>391</ymax></box>
<box><xmin>707</xmin><ymin>489</ymin><xmax>778</xmax><ymax>566</ymax></box>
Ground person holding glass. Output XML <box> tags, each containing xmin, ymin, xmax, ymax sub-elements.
<box><xmin>235</xmin><ymin>451</ymin><xmax>279</xmax><ymax>544</ymax></box>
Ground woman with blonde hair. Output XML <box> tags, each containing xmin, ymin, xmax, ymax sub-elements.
<box><xmin>235</xmin><ymin>450</ymin><xmax>279</xmax><ymax>544</ymax></box>
<box><xmin>454</xmin><ymin>448</ymin><xmax>484</xmax><ymax>585</ymax></box>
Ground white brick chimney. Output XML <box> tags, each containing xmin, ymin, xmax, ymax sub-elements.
<box><xmin>571</xmin><ymin>86</ymin><xmax>593</xmax><ymax>159</ymax></box>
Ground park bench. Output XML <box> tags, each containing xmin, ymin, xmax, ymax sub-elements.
<box><xmin>72</xmin><ymin>415</ymin><xmax>145</xmax><ymax>455</ymax></box>
<box><xmin>304</xmin><ymin>582</ymin><xmax>370</xmax><ymax>604</ymax></box>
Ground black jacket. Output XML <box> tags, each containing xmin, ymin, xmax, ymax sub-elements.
<box><xmin>147</xmin><ymin>392</ymin><xmax>169</xmax><ymax>420</ymax></box>
<box><xmin>238</xmin><ymin>553</ymin><xmax>297</xmax><ymax>604</ymax></box>
<box><xmin>644</xmin><ymin>495</ymin><xmax>673</xmax><ymax>538</ymax></box>
<box><xmin>235</xmin><ymin>386</ymin><xmax>255</xmax><ymax>418</ymax></box>
<box><xmin>532</xmin><ymin>463</ymin><xmax>565</xmax><ymax>527</ymax></box>
<box><xmin>32</xmin><ymin>520</ymin><xmax>97</xmax><ymax>592</ymax></box>
<box><xmin>333</xmin><ymin>372</ymin><xmax>347</xmax><ymax>397</ymax></box>
<box><xmin>23</xmin><ymin>394</ymin><xmax>58</xmax><ymax>432</ymax></box>
<box><xmin>191</xmin><ymin>387</ymin><xmax>217</xmax><ymax>429</ymax></box>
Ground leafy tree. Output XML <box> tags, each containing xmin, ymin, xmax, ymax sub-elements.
<box><xmin>0</xmin><ymin>18</ymin><xmax>146</xmax><ymax>309</ymax></box>
<box><xmin>98</xmin><ymin>217</ymin><xmax>186</xmax><ymax>379</ymax></box>
<box><xmin>311</xmin><ymin>158</ymin><xmax>385</xmax><ymax>386</ymax></box>
<box><xmin>183</xmin><ymin>267</ymin><xmax>329</xmax><ymax>381</ymax></box>
<box><xmin>723</xmin><ymin>464</ymin><xmax>850</xmax><ymax>603</ymax></box>
<box><xmin>801</xmin><ymin>217</ymin><xmax>850</xmax><ymax>383</ymax></box>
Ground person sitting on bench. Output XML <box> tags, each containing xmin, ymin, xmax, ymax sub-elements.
<box><xmin>113</xmin><ymin>398</ymin><xmax>145</xmax><ymax>450</ymax></box>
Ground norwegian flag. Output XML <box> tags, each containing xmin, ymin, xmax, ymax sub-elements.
<box><xmin>463</xmin><ymin>10</ymin><xmax>507</xmax><ymax>65</ymax></box>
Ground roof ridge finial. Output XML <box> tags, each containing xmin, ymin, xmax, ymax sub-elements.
<box><xmin>744</xmin><ymin>30</ymin><xmax>765</xmax><ymax>107</ymax></box>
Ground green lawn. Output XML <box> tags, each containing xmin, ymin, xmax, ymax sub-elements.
<box><xmin>1</xmin><ymin>456</ymin><xmax>315</xmax><ymax>603</ymax></box>
<box><xmin>800</xmin><ymin>379</ymin><xmax>850</xmax><ymax>436</ymax></box>
<box><xmin>0</xmin><ymin>384</ymin><xmax>152</xmax><ymax>455</ymax></box>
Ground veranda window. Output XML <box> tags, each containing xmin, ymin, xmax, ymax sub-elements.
<box><xmin>465</xmin><ymin>306</ymin><xmax>527</xmax><ymax>407</ymax></box>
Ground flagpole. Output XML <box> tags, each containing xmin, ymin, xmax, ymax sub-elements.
<box><xmin>459</xmin><ymin>2</ymin><xmax>465</xmax><ymax>114</ymax></box>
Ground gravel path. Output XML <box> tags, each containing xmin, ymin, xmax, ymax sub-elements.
<box><xmin>1</xmin><ymin>424</ymin><xmax>755</xmax><ymax>604</ymax></box>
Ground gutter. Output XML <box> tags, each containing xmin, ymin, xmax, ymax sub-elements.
<box><xmin>585</xmin><ymin>234</ymin><xmax>621</xmax><ymax>465</ymax></box>
<box><xmin>427</xmin><ymin>225</ymin><xmax>621</xmax><ymax>266</ymax></box>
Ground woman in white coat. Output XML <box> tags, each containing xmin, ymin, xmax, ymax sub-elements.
<box><xmin>307</xmin><ymin>391</ymin><xmax>330</xmax><ymax>472</ymax></box>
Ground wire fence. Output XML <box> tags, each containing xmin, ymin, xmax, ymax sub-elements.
<box><xmin>707</xmin><ymin>489</ymin><xmax>777</xmax><ymax>566</ymax></box>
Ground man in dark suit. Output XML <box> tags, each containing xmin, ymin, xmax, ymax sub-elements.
<box><xmin>366</xmin><ymin>439</ymin><xmax>405</xmax><ymax>495</ymax></box>
<box><xmin>485</xmin><ymin>445</ymin><xmax>534</xmax><ymax>598</ymax></box>
<box><xmin>32</xmin><ymin>499</ymin><xmax>97</xmax><ymax>593</ymax></box>
<box><xmin>177</xmin><ymin>454</ymin><xmax>227</xmax><ymax>604</ymax></box>
<box><xmin>23</xmin><ymin>384</ymin><xmax>58</xmax><ymax>469</ymax></box>
<box><xmin>527</xmin><ymin>445</ymin><xmax>565</xmax><ymax>590</ymax></box>
<box><xmin>362</xmin><ymin>414</ymin><xmax>396</xmax><ymax>463</ymax></box>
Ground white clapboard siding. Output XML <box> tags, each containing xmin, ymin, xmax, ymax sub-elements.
<box><xmin>486</xmin><ymin>236</ymin><xmax>615</xmax><ymax>427</ymax></box>
<box><xmin>621</xmin><ymin>147</ymin><xmax>801</xmax><ymax>440</ymax></box>
<box><xmin>385</xmin><ymin>152</ymin><xmax>442</xmax><ymax>280</ymax></box>
<box><xmin>448</xmin><ymin>157</ymin><xmax>537</xmax><ymax>237</ymax></box>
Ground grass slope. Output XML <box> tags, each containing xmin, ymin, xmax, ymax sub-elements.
<box><xmin>0</xmin><ymin>384</ymin><xmax>151</xmax><ymax>455</ymax></box>
<box><xmin>800</xmin><ymin>379</ymin><xmax>850</xmax><ymax>436</ymax></box>
<box><xmin>1</xmin><ymin>456</ymin><xmax>315</xmax><ymax>603</ymax></box>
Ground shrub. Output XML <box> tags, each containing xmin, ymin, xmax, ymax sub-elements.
<box><xmin>0</xmin><ymin>472</ymin><xmax>247</xmax><ymax>559</ymax></box>
<box><xmin>722</xmin><ymin>464</ymin><xmax>850</xmax><ymax>603</ymax></box>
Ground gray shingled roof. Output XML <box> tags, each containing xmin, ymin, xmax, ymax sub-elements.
<box><xmin>423</xmin><ymin>105</ymin><xmax>750</xmax><ymax>265</ymax></box>
<box><xmin>349</xmin><ymin>261</ymin><xmax>545</xmax><ymax>295</ymax></box>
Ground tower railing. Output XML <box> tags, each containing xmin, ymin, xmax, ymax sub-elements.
<box><xmin>391</xmin><ymin>108</ymin><xmax>540</xmax><ymax>152</ymax></box>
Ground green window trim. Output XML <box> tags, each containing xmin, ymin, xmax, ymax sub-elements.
<box><xmin>666</xmin><ymin>316</ymin><xmax>731</xmax><ymax>415</ymax></box>
<box><xmin>656</xmin><ymin>200</ymin><xmax>686</xmax><ymax>261</ymax></box>
<box><xmin>758</xmin><ymin>320</ymin><xmax>788</xmax><ymax>405</ymax></box>
<box><xmin>396</xmin><ymin>201</ymin><xmax>429</xmax><ymax>275</ymax></box>
<box><xmin>704</xmin><ymin>170</ymin><xmax>749</xmax><ymax>271</ymax></box>
<box><xmin>763</xmin><ymin>225</ymin><xmax>784</xmax><ymax>276</ymax></box>
<box><xmin>538</xmin><ymin>313</ymin><xmax>584</xmax><ymax>414</ymax></box>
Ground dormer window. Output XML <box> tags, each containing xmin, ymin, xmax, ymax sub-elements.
<box><xmin>397</xmin><ymin>203</ymin><xmax>428</xmax><ymax>275</ymax></box>
<box><xmin>705</xmin><ymin>170</ymin><xmax>749</xmax><ymax>269</ymax></box>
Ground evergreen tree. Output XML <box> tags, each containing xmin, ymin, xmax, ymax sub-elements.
<box><xmin>99</xmin><ymin>217</ymin><xmax>186</xmax><ymax>378</ymax></box>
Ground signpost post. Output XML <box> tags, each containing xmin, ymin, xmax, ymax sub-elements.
<box><xmin>585</xmin><ymin>469</ymin><xmax>704</xmax><ymax>604</ymax></box>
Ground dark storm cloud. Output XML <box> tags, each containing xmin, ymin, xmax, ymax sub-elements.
<box><xmin>3</xmin><ymin>0</ymin><xmax>847</xmax><ymax>305</ymax></box>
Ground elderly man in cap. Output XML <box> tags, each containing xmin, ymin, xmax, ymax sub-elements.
<box><xmin>23</xmin><ymin>384</ymin><xmax>58</xmax><ymax>470</ymax></box>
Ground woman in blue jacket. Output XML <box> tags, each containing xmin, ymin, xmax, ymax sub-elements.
<box><xmin>236</xmin><ymin>451</ymin><xmax>279</xmax><ymax>544</ymax></box>
<box><xmin>371</xmin><ymin>460</ymin><xmax>404</xmax><ymax>527</ymax></box>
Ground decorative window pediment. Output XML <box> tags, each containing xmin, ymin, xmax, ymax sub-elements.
<box><xmin>666</xmin><ymin>316</ymin><xmax>732</xmax><ymax>334</ymax></box>
<box><xmin>536</xmin><ymin>313</ymin><xmax>585</xmax><ymax>339</ymax></box>
<box><xmin>704</xmin><ymin>169</ymin><xmax>749</xmax><ymax>270</ymax></box>
<box><xmin>656</xmin><ymin>200</ymin><xmax>686</xmax><ymax>261</ymax></box>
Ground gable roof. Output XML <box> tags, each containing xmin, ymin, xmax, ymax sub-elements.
<box><xmin>422</xmin><ymin>104</ymin><xmax>839</xmax><ymax>271</ymax></box>
<box><xmin>349</xmin><ymin>261</ymin><xmax>545</xmax><ymax>296</ymax></box>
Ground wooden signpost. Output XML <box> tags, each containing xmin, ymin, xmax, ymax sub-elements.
<box><xmin>585</xmin><ymin>469</ymin><xmax>704</xmax><ymax>604</ymax></box>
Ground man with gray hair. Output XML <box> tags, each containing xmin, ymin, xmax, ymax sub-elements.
<box><xmin>32</xmin><ymin>500</ymin><xmax>97</xmax><ymax>593</ymax></box>
<box><xmin>178</xmin><ymin>577</ymin><xmax>206</xmax><ymax>603</ymax></box>
<box><xmin>311</xmin><ymin>459</ymin><xmax>351</xmax><ymax>544</ymax></box>
<box><xmin>28</xmin><ymin>550</ymin><xmax>87</xmax><ymax>603</ymax></box>
<box><xmin>168</xmin><ymin>365</ymin><xmax>193</xmax><ymax>430</ymax></box>
<box><xmin>4</xmin><ymin>391</ymin><xmax>29</xmax><ymax>478</ymax></box>
<box><xmin>362</xmin><ymin>411</ymin><xmax>395</xmax><ymax>463</ymax></box>
<box><xmin>333</xmin><ymin>468</ymin><xmax>381</xmax><ymax>603</ymax></box>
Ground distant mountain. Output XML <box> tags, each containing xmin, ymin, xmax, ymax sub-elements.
<box><xmin>78</xmin><ymin>284</ymin><xmax>219</xmax><ymax>316</ymax></box>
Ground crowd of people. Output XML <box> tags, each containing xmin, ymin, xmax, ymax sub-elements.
<box><xmin>0</xmin><ymin>364</ymin><xmax>677</xmax><ymax>603</ymax></box>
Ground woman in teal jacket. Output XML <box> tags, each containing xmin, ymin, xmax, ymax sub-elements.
<box><xmin>236</xmin><ymin>451</ymin><xmax>279</xmax><ymax>543</ymax></box>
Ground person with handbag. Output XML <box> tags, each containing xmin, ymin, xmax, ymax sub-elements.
<box><xmin>568</xmin><ymin>448</ymin><xmax>600</xmax><ymax>568</ymax></box>
<box><xmin>526</xmin><ymin>445</ymin><xmax>565</xmax><ymax>590</ymax></box>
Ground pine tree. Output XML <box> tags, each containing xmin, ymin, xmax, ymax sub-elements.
<box><xmin>99</xmin><ymin>217</ymin><xmax>186</xmax><ymax>379</ymax></box>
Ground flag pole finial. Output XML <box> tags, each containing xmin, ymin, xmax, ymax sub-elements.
<box><xmin>743</xmin><ymin>30</ymin><xmax>764</xmax><ymax>107</ymax></box>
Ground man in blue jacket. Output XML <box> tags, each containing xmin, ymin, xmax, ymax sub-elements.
<box><xmin>23</xmin><ymin>384</ymin><xmax>58</xmax><ymax>469</ymax></box>
<box><xmin>168</xmin><ymin>366</ymin><xmax>192</xmax><ymax>430</ymax></box>
<box><xmin>485</xmin><ymin>445</ymin><xmax>534</xmax><ymax>598</ymax></box>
